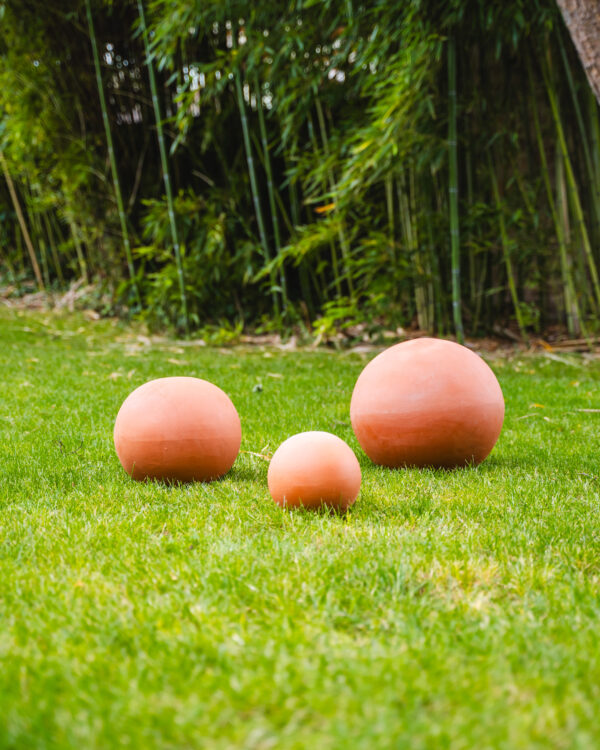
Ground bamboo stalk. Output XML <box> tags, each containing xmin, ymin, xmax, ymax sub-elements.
<box><xmin>465</xmin><ymin>143</ymin><xmax>486</xmax><ymax>333</ymax></box>
<box><xmin>587</xmin><ymin>85</ymin><xmax>600</xmax><ymax>245</ymax></box>
<box><xmin>414</xmin><ymin>169</ymin><xmax>434</xmax><ymax>330</ymax></box>
<box><xmin>234</xmin><ymin>70</ymin><xmax>280</xmax><ymax>319</ymax></box>
<box><xmin>0</xmin><ymin>244</ymin><xmax>20</xmax><ymax>290</ymax></box>
<box><xmin>556</xmin><ymin>146</ymin><xmax>583</xmax><ymax>335</ymax></box>
<box><xmin>22</xmin><ymin>179</ymin><xmax>50</xmax><ymax>287</ymax></box>
<box><xmin>314</xmin><ymin>96</ymin><xmax>354</xmax><ymax>298</ymax></box>
<box><xmin>307</xmin><ymin>110</ymin><xmax>341</xmax><ymax>299</ymax></box>
<box><xmin>558</xmin><ymin>33</ymin><xmax>600</xmax><ymax>242</ymax></box>
<box><xmin>410</xmin><ymin>166</ymin><xmax>433</xmax><ymax>330</ymax></box>
<box><xmin>448</xmin><ymin>35</ymin><xmax>464</xmax><ymax>343</ymax></box>
<box><xmin>34</xmin><ymin>191</ymin><xmax>65</xmax><ymax>285</ymax></box>
<box><xmin>255</xmin><ymin>76</ymin><xmax>288</xmax><ymax>308</ymax></box>
<box><xmin>562</xmin><ymin>148</ymin><xmax>592</xmax><ymax>322</ymax></box>
<box><xmin>385</xmin><ymin>172</ymin><xmax>401</xmax><ymax>309</ymax></box>
<box><xmin>528</xmin><ymin>60</ymin><xmax>585</xmax><ymax>337</ymax></box>
<box><xmin>397</xmin><ymin>168</ymin><xmax>427</xmax><ymax>329</ymax></box>
<box><xmin>285</xmin><ymin>135</ymin><xmax>314</xmax><ymax>314</ymax></box>
<box><xmin>0</xmin><ymin>151</ymin><xmax>44</xmax><ymax>290</ymax></box>
<box><xmin>15</xmin><ymin>222</ymin><xmax>25</xmax><ymax>278</ymax></box>
<box><xmin>488</xmin><ymin>152</ymin><xmax>528</xmax><ymax>342</ymax></box>
<box><xmin>287</xmin><ymin>138</ymin><xmax>301</xmax><ymax>229</ymax></box>
<box><xmin>473</xmin><ymin>258</ymin><xmax>487</xmax><ymax>334</ymax></box>
<box><xmin>385</xmin><ymin>173</ymin><xmax>396</xmax><ymax>259</ymax></box>
<box><xmin>42</xmin><ymin>211</ymin><xmax>64</xmax><ymax>284</ymax></box>
<box><xmin>543</xmin><ymin>57</ymin><xmax>600</xmax><ymax>311</ymax></box>
<box><xmin>249</xmin><ymin>129</ymin><xmax>295</xmax><ymax>235</ymax></box>
<box><xmin>425</xmin><ymin>202</ymin><xmax>445</xmax><ymax>334</ymax></box>
<box><xmin>558</xmin><ymin>36</ymin><xmax>595</xmax><ymax>189</ymax></box>
<box><xmin>85</xmin><ymin>0</ymin><xmax>140</xmax><ymax>307</ymax></box>
<box><xmin>401</xmin><ymin>177</ymin><xmax>424</xmax><ymax>327</ymax></box>
<box><xmin>589</xmin><ymin>87</ymin><xmax>600</xmax><ymax>198</ymax></box>
<box><xmin>431</xmin><ymin>164</ymin><xmax>450</xmax><ymax>331</ymax></box>
<box><xmin>68</xmin><ymin>219</ymin><xmax>89</xmax><ymax>283</ymax></box>
<box><xmin>137</xmin><ymin>0</ymin><xmax>188</xmax><ymax>330</ymax></box>
<box><xmin>465</xmin><ymin>140</ymin><xmax>476</xmax><ymax>310</ymax></box>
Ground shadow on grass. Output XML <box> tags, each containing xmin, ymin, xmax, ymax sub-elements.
<box><xmin>361</xmin><ymin>453</ymin><xmax>550</xmax><ymax>477</ymax></box>
<box><xmin>278</xmin><ymin>502</ymin><xmax>352</xmax><ymax>518</ymax></box>
<box><xmin>134</xmin><ymin>462</ymin><xmax>261</xmax><ymax>490</ymax></box>
<box><xmin>225</xmin><ymin>464</ymin><xmax>263</xmax><ymax>484</ymax></box>
<box><xmin>467</xmin><ymin>451</ymin><xmax>598</xmax><ymax>477</ymax></box>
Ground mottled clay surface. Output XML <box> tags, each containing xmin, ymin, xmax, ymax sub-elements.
<box><xmin>267</xmin><ymin>431</ymin><xmax>361</xmax><ymax>510</ymax></box>
<box><xmin>350</xmin><ymin>338</ymin><xmax>504</xmax><ymax>468</ymax></box>
<box><xmin>114</xmin><ymin>376</ymin><xmax>241</xmax><ymax>482</ymax></box>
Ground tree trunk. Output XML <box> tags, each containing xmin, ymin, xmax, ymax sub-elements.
<box><xmin>556</xmin><ymin>0</ymin><xmax>600</xmax><ymax>104</ymax></box>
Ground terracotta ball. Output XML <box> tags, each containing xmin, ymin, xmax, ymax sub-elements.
<box><xmin>114</xmin><ymin>376</ymin><xmax>241</xmax><ymax>482</ymax></box>
<box><xmin>350</xmin><ymin>338</ymin><xmax>504</xmax><ymax>468</ymax></box>
<box><xmin>268</xmin><ymin>431</ymin><xmax>361</xmax><ymax>511</ymax></box>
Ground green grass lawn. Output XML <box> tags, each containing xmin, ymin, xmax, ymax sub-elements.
<box><xmin>1</xmin><ymin>306</ymin><xmax>600</xmax><ymax>749</ymax></box>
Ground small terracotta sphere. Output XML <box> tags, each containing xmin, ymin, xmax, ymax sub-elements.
<box><xmin>267</xmin><ymin>431</ymin><xmax>362</xmax><ymax>511</ymax></box>
<box><xmin>114</xmin><ymin>376</ymin><xmax>241</xmax><ymax>482</ymax></box>
<box><xmin>350</xmin><ymin>338</ymin><xmax>505</xmax><ymax>469</ymax></box>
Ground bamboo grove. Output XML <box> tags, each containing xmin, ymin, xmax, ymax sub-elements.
<box><xmin>1</xmin><ymin>0</ymin><xmax>599</xmax><ymax>339</ymax></box>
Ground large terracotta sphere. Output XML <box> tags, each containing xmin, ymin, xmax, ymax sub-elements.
<box><xmin>350</xmin><ymin>338</ymin><xmax>504</xmax><ymax>468</ymax></box>
<box><xmin>114</xmin><ymin>376</ymin><xmax>241</xmax><ymax>482</ymax></box>
<box><xmin>268</xmin><ymin>431</ymin><xmax>361</xmax><ymax>510</ymax></box>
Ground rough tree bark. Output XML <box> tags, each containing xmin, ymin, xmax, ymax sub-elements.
<box><xmin>556</xmin><ymin>0</ymin><xmax>600</xmax><ymax>104</ymax></box>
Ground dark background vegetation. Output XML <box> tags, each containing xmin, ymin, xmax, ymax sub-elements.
<box><xmin>0</xmin><ymin>0</ymin><xmax>598</xmax><ymax>340</ymax></box>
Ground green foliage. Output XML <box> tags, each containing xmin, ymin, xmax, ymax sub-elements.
<box><xmin>135</xmin><ymin>189</ymin><xmax>253</xmax><ymax>328</ymax></box>
<box><xmin>0</xmin><ymin>1</ymin><xmax>114</xmax><ymax>266</ymax></box>
<box><xmin>312</xmin><ymin>295</ymin><xmax>361</xmax><ymax>340</ymax></box>
<box><xmin>1</xmin><ymin>0</ymin><xmax>600</xmax><ymax>336</ymax></box>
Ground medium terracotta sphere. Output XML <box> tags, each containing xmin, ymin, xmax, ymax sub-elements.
<box><xmin>350</xmin><ymin>338</ymin><xmax>504</xmax><ymax>469</ymax></box>
<box><xmin>268</xmin><ymin>431</ymin><xmax>361</xmax><ymax>510</ymax></box>
<box><xmin>114</xmin><ymin>376</ymin><xmax>241</xmax><ymax>482</ymax></box>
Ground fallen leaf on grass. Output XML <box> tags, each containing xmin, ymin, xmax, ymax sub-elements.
<box><xmin>544</xmin><ymin>352</ymin><xmax>581</xmax><ymax>367</ymax></box>
<box><xmin>241</xmin><ymin>450</ymin><xmax>272</xmax><ymax>461</ymax></box>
